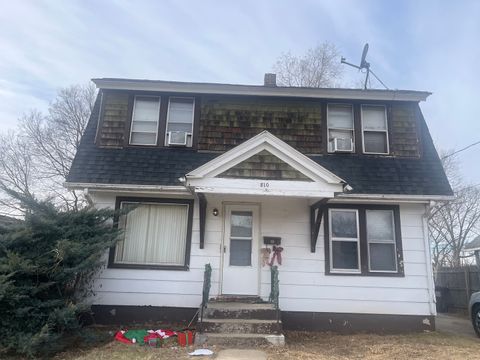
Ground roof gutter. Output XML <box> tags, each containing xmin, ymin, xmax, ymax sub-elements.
<box><xmin>334</xmin><ymin>193</ymin><xmax>454</xmax><ymax>204</ymax></box>
<box><xmin>92</xmin><ymin>78</ymin><xmax>431</xmax><ymax>102</ymax></box>
<box><xmin>64</xmin><ymin>182</ymin><xmax>189</xmax><ymax>194</ymax></box>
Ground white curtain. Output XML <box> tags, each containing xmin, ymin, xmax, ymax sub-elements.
<box><xmin>115</xmin><ymin>203</ymin><xmax>188</xmax><ymax>265</ymax></box>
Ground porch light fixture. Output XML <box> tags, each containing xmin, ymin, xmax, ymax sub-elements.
<box><xmin>212</xmin><ymin>208</ymin><xmax>219</xmax><ymax>216</ymax></box>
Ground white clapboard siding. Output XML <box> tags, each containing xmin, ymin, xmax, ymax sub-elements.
<box><xmin>89</xmin><ymin>192</ymin><xmax>433</xmax><ymax>315</ymax></box>
<box><xmin>273</xmin><ymin>298</ymin><xmax>432</xmax><ymax>316</ymax></box>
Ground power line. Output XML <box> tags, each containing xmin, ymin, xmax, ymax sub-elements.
<box><xmin>442</xmin><ymin>140</ymin><xmax>480</xmax><ymax>160</ymax></box>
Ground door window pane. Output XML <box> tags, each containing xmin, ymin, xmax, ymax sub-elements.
<box><xmin>230</xmin><ymin>239</ymin><xmax>252</xmax><ymax>266</ymax></box>
<box><xmin>231</xmin><ymin>211</ymin><xmax>253</xmax><ymax>237</ymax></box>
<box><xmin>331</xmin><ymin>210</ymin><xmax>357</xmax><ymax>238</ymax></box>
<box><xmin>332</xmin><ymin>241</ymin><xmax>359</xmax><ymax>270</ymax></box>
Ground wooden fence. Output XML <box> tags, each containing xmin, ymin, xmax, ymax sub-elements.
<box><xmin>434</xmin><ymin>266</ymin><xmax>480</xmax><ymax>312</ymax></box>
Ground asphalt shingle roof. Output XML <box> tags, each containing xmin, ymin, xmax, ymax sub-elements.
<box><xmin>67</xmin><ymin>96</ymin><xmax>452</xmax><ymax>196</ymax></box>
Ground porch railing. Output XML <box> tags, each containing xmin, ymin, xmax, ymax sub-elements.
<box><xmin>199</xmin><ymin>263</ymin><xmax>212</xmax><ymax>330</ymax></box>
<box><xmin>269</xmin><ymin>265</ymin><xmax>280</xmax><ymax>323</ymax></box>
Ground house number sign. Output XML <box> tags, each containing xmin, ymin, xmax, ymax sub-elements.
<box><xmin>260</xmin><ymin>182</ymin><xmax>270</xmax><ymax>188</ymax></box>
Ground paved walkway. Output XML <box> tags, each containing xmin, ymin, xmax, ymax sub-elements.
<box><xmin>216</xmin><ymin>349</ymin><xmax>267</xmax><ymax>360</ymax></box>
<box><xmin>436</xmin><ymin>313</ymin><xmax>477</xmax><ymax>339</ymax></box>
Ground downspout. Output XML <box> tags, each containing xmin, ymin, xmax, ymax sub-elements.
<box><xmin>422</xmin><ymin>201</ymin><xmax>437</xmax><ymax>316</ymax></box>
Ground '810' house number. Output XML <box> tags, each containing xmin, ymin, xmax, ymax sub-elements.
<box><xmin>260</xmin><ymin>182</ymin><xmax>270</xmax><ymax>188</ymax></box>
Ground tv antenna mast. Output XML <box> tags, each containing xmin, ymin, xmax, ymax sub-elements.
<box><xmin>341</xmin><ymin>43</ymin><xmax>388</xmax><ymax>90</ymax></box>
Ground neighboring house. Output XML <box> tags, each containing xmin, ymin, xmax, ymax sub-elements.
<box><xmin>66</xmin><ymin>74</ymin><xmax>452</xmax><ymax>332</ymax></box>
<box><xmin>465</xmin><ymin>236</ymin><xmax>480</xmax><ymax>266</ymax></box>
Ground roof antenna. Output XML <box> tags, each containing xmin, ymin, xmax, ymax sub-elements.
<box><xmin>341</xmin><ymin>43</ymin><xmax>388</xmax><ymax>90</ymax></box>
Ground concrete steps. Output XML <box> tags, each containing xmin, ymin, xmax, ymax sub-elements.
<box><xmin>199</xmin><ymin>299</ymin><xmax>284</xmax><ymax>346</ymax></box>
<box><xmin>204</xmin><ymin>301</ymin><xmax>278</xmax><ymax>320</ymax></box>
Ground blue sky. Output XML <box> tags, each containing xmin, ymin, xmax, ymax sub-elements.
<box><xmin>1</xmin><ymin>0</ymin><xmax>479</xmax><ymax>183</ymax></box>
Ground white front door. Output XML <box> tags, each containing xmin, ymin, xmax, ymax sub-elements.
<box><xmin>221</xmin><ymin>204</ymin><xmax>260</xmax><ymax>295</ymax></box>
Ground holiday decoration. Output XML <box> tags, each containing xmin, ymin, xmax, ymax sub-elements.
<box><xmin>269</xmin><ymin>245</ymin><xmax>284</xmax><ymax>266</ymax></box>
<box><xmin>261</xmin><ymin>247</ymin><xmax>272</xmax><ymax>267</ymax></box>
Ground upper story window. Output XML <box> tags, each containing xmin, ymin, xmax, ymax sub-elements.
<box><xmin>327</xmin><ymin>104</ymin><xmax>354</xmax><ymax>153</ymax></box>
<box><xmin>361</xmin><ymin>105</ymin><xmax>389</xmax><ymax>154</ymax></box>
<box><xmin>165</xmin><ymin>97</ymin><xmax>195</xmax><ymax>147</ymax></box>
<box><xmin>129</xmin><ymin>96</ymin><xmax>160</xmax><ymax>146</ymax></box>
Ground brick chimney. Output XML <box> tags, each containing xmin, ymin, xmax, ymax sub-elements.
<box><xmin>264</xmin><ymin>73</ymin><xmax>277</xmax><ymax>87</ymax></box>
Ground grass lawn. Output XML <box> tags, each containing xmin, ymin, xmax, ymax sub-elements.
<box><xmin>49</xmin><ymin>330</ymin><xmax>480</xmax><ymax>360</ymax></box>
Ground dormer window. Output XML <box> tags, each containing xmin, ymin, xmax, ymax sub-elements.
<box><xmin>361</xmin><ymin>105</ymin><xmax>389</xmax><ymax>154</ymax></box>
<box><xmin>165</xmin><ymin>97</ymin><xmax>195</xmax><ymax>147</ymax></box>
<box><xmin>129</xmin><ymin>96</ymin><xmax>160</xmax><ymax>146</ymax></box>
<box><xmin>327</xmin><ymin>104</ymin><xmax>354</xmax><ymax>153</ymax></box>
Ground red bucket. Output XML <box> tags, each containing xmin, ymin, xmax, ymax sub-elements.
<box><xmin>177</xmin><ymin>330</ymin><xmax>195</xmax><ymax>347</ymax></box>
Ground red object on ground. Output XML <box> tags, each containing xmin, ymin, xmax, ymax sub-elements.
<box><xmin>177</xmin><ymin>330</ymin><xmax>195</xmax><ymax>347</ymax></box>
<box><xmin>114</xmin><ymin>330</ymin><xmax>133</xmax><ymax>344</ymax></box>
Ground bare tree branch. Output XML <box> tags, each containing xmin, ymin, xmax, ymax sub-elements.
<box><xmin>0</xmin><ymin>83</ymin><xmax>96</xmax><ymax>214</ymax></box>
<box><xmin>429</xmin><ymin>152</ymin><xmax>480</xmax><ymax>269</ymax></box>
<box><xmin>273</xmin><ymin>42</ymin><xmax>343</xmax><ymax>88</ymax></box>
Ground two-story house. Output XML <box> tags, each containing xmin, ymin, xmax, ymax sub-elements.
<box><xmin>66</xmin><ymin>74</ymin><xmax>452</xmax><ymax>334</ymax></box>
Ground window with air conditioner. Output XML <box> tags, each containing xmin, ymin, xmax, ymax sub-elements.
<box><xmin>129</xmin><ymin>96</ymin><xmax>160</xmax><ymax>146</ymax></box>
<box><xmin>327</xmin><ymin>104</ymin><xmax>354</xmax><ymax>153</ymax></box>
<box><xmin>165</xmin><ymin>97</ymin><xmax>195</xmax><ymax>147</ymax></box>
<box><xmin>362</xmin><ymin>105</ymin><xmax>389</xmax><ymax>154</ymax></box>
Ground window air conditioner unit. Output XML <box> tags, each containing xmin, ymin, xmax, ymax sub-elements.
<box><xmin>167</xmin><ymin>131</ymin><xmax>190</xmax><ymax>146</ymax></box>
<box><xmin>331</xmin><ymin>138</ymin><xmax>353</xmax><ymax>152</ymax></box>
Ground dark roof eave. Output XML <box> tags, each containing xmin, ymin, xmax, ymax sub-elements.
<box><xmin>92</xmin><ymin>78</ymin><xmax>431</xmax><ymax>102</ymax></box>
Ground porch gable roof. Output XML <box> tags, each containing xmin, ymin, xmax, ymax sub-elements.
<box><xmin>185</xmin><ymin>131</ymin><xmax>348</xmax><ymax>198</ymax></box>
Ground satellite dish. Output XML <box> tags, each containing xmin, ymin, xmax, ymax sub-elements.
<box><xmin>360</xmin><ymin>43</ymin><xmax>369</xmax><ymax>69</ymax></box>
<box><xmin>340</xmin><ymin>43</ymin><xmax>388</xmax><ymax>90</ymax></box>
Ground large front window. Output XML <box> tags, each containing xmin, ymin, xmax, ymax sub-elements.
<box><xmin>110</xmin><ymin>198</ymin><xmax>193</xmax><ymax>269</ymax></box>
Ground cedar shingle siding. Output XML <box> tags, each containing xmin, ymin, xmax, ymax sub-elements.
<box><xmin>198</xmin><ymin>97</ymin><xmax>323</xmax><ymax>154</ymax></box>
<box><xmin>389</xmin><ymin>104</ymin><xmax>421</xmax><ymax>158</ymax></box>
<box><xmin>95</xmin><ymin>91</ymin><xmax>422</xmax><ymax>158</ymax></box>
<box><xmin>67</xmin><ymin>94</ymin><xmax>452</xmax><ymax>196</ymax></box>
<box><xmin>96</xmin><ymin>91</ymin><xmax>129</xmax><ymax>147</ymax></box>
<box><xmin>218</xmin><ymin>150</ymin><xmax>312</xmax><ymax>181</ymax></box>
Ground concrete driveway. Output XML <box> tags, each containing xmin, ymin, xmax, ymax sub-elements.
<box><xmin>436</xmin><ymin>313</ymin><xmax>477</xmax><ymax>339</ymax></box>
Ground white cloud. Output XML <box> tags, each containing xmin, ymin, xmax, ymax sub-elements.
<box><xmin>0</xmin><ymin>0</ymin><xmax>479</xmax><ymax>181</ymax></box>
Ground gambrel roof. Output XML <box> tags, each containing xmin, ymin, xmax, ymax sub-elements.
<box><xmin>66</xmin><ymin>95</ymin><xmax>453</xmax><ymax>197</ymax></box>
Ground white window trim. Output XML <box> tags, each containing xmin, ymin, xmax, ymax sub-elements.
<box><xmin>165</xmin><ymin>96</ymin><xmax>195</xmax><ymax>147</ymax></box>
<box><xmin>129</xmin><ymin>95</ymin><xmax>161</xmax><ymax>146</ymax></box>
<box><xmin>361</xmin><ymin>104</ymin><xmax>390</xmax><ymax>155</ymax></box>
<box><xmin>327</xmin><ymin>103</ymin><xmax>355</xmax><ymax>153</ymax></box>
<box><xmin>328</xmin><ymin>208</ymin><xmax>361</xmax><ymax>274</ymax></box>
<box><xmin>115</xmin><ymin>201</ymin><xmax>190</xmax><ymax>266</ymax></box>
<box><xmin>366</xmin><ymin>209</ymin><xmax>398</xmax><ymax>273</ymax></box>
